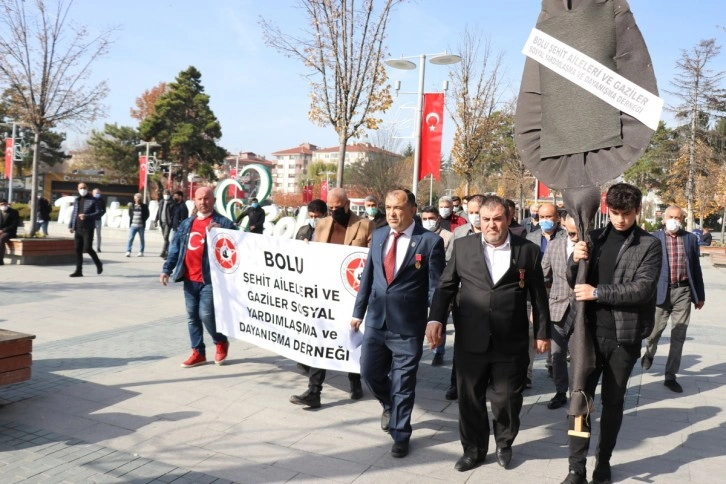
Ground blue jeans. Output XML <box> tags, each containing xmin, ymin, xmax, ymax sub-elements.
<box><xmin>38</xmin><ymin>221</ymin><xmax>49</xmax><ymax>236</ymax></box>
<box><xmin>183</xmin><ymin>279</ymin><xmax>227</xmax><ymax>355</ymax></box>
<box><xmin>127</xmin><ymin>226</ymin><xmax>145</xmax><ymax>253</ymax></box>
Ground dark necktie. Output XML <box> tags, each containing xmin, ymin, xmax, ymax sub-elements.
<box><xmin>385</xmin><ymin>232</ymin><xmax>403</xmax><ymax>285</ymax></box>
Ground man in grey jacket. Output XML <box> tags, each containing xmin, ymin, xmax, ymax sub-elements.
<box><xmin>562</xmin><ymin>183</ymin><xmax>661</xmax><ymax>484</ymax></box>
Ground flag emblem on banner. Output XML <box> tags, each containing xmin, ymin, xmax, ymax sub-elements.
<box><xmin>212</xmin><ymin>233</ymin><xmax>240</xmax><ymax>273</ymax></box>
<box><xmin>340</xmin><ymin>252</ymin><xmax>368</xmax><ymax>296</ymax></box>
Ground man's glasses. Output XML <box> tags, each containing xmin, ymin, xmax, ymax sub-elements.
<box><xmin>567</xmin><ymin>231</ymin><xmax>578</xmax><ymax>237</ymax></box>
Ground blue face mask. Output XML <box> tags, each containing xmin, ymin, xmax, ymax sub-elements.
<box><xmin>539</xmin><ymin>219</ymin><xmax>555</xmax><ymax>232</ymax></box>
<box><xmin>251</xmin><ymin>203</ymin><xmax>259</xmax><ymax>208</ymax></box>
<box><xmin>366</xmin><ymin>207</ymin><xmax>378</xmax><ymax>217</ymax></box>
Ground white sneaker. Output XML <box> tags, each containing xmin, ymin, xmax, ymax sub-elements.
<box><xmin>125</xmin><ymin>252</ymin><xmax>131</xmax><ymax>257</ymax></box>
<box><xmin>137</xmin><ymin>252</ymin><xmax>144</xmax><ymax>257</ymax></box>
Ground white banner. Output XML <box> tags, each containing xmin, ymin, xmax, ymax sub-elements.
<box><xmin>207</xmin><ymin>228</ymin><xmax>368</xmax><ymax>373</ymax></box>
<box><xmin>522</xmin><ymin>28</ymin><xmax>663</xmax><ymax>130</ymax></box>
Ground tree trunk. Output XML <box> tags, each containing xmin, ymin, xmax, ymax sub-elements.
<box><xmin>686</xmin><ymin>79</ymin><xmax>699</xmax><ymax>232</ymax></box>
<box><xmin>336</xmin><ymin>134</ymin><xmax>347</xmax><ymax>188</ymax></box>
<box><xmin>29</xmin><ymin>130</ymin><xmax>41</xmax><ymax>237</ymax></box>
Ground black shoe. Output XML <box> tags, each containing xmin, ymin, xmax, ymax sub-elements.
<box><xmin>547</xmin><ymin>392</ymin><xmax>567</xmax><ymax>410</ymax></box>
<box><xmin>431</xmin><ymin>353</ymin><xmax>444</xmax><ymax>366</ymax></box>
<box><xmin>641</xmin><ymin>354</ymin><xmax>653</xmax><ymax>370</ymax></box>
<box><xmin>524</xmin><ymin>377</ymin><xmax>532</xmax><ymax>389</ymax></box>
<box><xmin>664</xmin><ymin>379</ymin><xmax>683</xmax><ymax>393</ymax></box>
<box><xmin>289</xmin><ymin>389</ymin><xmax>321</xmax><ymax>408</ymax></box>
<box><xmin>69</xmin><ymin>272</ymin><xmax>83</xmax><ymax>277</ymax></box>
<box><xmin>591</xmin><ymin>459</ymin><xmax>612</xmax><ymax>484</ymax></box>
<box><xmin>561</xmin><ymin>469</ymin><xmax>587</xmax><ymax>484</ymax></box>
<box><xmin>496</xmin><ymin>446</ymin><xmax>512</xmax><ymax>468</ymax></box>
<box><xmin>350</xmin><ymin>379</ymin><xmax>363</xmax><ymax>400</ymax></box>
<box><xmin>454</xmin><ymin>452</ymin><xmax>486</xmax><ymax>472</ymax></box>
<box><xmin>445</xmin><ymin>385</ymin><xmax>458</xmax><ymax>400</ymax></box>
<box><xmin>160</xmin><ymin>252</ymin><xmax>167</xmax><ymax>258</ymax></box>
<box><xmin>391</xmin><ymin>440</ymin><xmax>409</xmax><ymax>458</ymax></box>
<box><xmin>381</xmin><ymin>409</ymin><xmax>391</xmax><ymax>432</ymax></box>
<box><xmin>96</xmin><ymin>262</ymin><xmax>103</xmax><ymax>275</ymax></box>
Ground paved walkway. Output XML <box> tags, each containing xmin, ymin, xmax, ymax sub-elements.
<box><xmin>1</xmin><ymin>223</ymin><xmax>725</xmax><ymax>483</ymax></box>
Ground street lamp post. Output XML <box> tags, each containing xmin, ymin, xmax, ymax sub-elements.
<box><xmin>385</xmin><ymin>52</ymin><xmax>461</xmax><ymax>198</ymax></box>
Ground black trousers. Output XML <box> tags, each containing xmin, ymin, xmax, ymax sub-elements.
<box><xmin>74</xmin><ymin>228</ymin><xmax>101</xmax><ymax>272</ymax></box>
<box><xmin>568</xmin><ymin>336</ymin><xmax>640</xmax><ymax>474</ymax></box>
<box><xmin>308</xmin><ymin>368</ymin><xmax>360</xmax><ymax>393</ymax></box>
<box><xmin>456</xmin><ymin>348</ymin><xmax>528</xmax><ymax>455</ymax></box>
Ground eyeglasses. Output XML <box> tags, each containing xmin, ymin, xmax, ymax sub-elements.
<box><xmin>567</xmin><ymin>232</ymin><xmax>578</xmax><ymax>237</ymax></box>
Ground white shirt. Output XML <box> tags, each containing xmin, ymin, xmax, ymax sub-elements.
<box><xmin>566</xmin><ymin>238</ymin><xmax>576</xmax><ymax>260</ymax></box>
<box><xmin>384</xmin><ymin>222</ymin><xmax>416</xmax><ymax>279</ymax></box>
<box><xmin>482</xmin><ymin>234</ymin><xmax>512</xmax><ymax>285</ymax></box>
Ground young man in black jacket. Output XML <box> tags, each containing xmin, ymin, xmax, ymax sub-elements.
<box><xmin>562</xmin><ymin>183</ymin><xmax>662</xmax><ymax>484</ymax></box>
<box><xmin>69</xmin><ymin>183</ymin><xmax>104</xmax><ymax>276</ymax></box>
<box><xmin>235</xmin><ymin>197</ymin><xmax>265</xmax><ymax>234</ymax></box>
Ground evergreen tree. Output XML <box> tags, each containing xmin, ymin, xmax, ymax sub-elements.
<box><xmin>139</xmin><ymin>66</ymin><xmax>226</xmax><ymax>190</ymax></box>
<box><xmin>87</xmin><ymin>123</ymin><xmax>140</xmax><ymax>176</ymax></box>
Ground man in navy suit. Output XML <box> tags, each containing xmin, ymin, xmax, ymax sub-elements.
<box><xmin>351</xmin><ymin>189</ymin><xmax>446</xmax><ymax>458</ymax></box>
<box><xmin>641</xmin><ymin>205</ymin><xmax>705</xmax><ymax>393</ymax></box>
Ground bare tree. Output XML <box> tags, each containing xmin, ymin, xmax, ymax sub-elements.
<box><xmin>346</xmin><ymin>128</ymin><xmax>406</xmax><ymax>201</ymax></box>
<box><xmin>0</xmin><ymin>0</ymin><xmax>112</xmax><ymax>235</ymax></box>
<box><xmin>668</xmin><ymin>39</ymin><xmax>725</xmax><ymax>230</ymax></box>
<box><xmin>260</xmin><ymin>0</ymin><xmax>402</xmax><ymax>187</ymax></box>
<box><xmin>447</xmin><ymin>29</ymin><xmax>505</xmax><ymax>195</ymax></box>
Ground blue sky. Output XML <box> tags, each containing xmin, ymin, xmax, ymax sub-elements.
<box><xmin>68</xmin><ymin>0</ymin><xmax>726</xmax><ymax>159</ymax></box>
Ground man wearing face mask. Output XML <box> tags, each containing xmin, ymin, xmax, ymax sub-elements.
<box><xmin>235</xmin><ymin>197</ymin><xmax>266</xmax><ymax>234</ymax></box>
<box><xmin>641</xmin><ymin>206</ymin><xmax>705</xmax><ymax>393</ymax></box>
<box><xmin>524</xmin><ymin>203</ymin><xmax>540</xmax><ymax>233</ymax></box>
<box><xmin>160</xmin><ymin>186</ymin><xmax>237</xmax><ymax>367</ymax></box>
<box><xmin>420</xmin><ymin>206</ymin><xmax>453</xmax><ymax>253</ymax></box>
<box><xmin>525</xmin><ymin>202</ymin><xmax>565</xmax><ymax>387</ymax></box>
<box><xmin>364</xmin><ymin>195</ymin><xmax>388</xmax><ymax>229</ymax></box>
<box><xmin>155</xmin><ymin>189</ymin><xmax>174</xmax><ymax>258</ymax></box>
<box><xmin>295</xmin><ymin>199</ymin><xmax>327</xmax><ymax>241</ymax></box>
<box><xmin>0</xmin><ymin>199</ymin><xmax>20</xmax><ymax>265</ymax></box>
<box><xmin>69</xmin><ymin>183</ymin><xmax>104</xmax><ymax>277</ymax></box>
<box><xmin>169</xmin><ymin>191</ymin><xmax>190</xmax><ymax>240</ymax></box>
<box><xmin>438</xmin><ymin>196</ymin><xmax>467</xmax><ymax>232</ymax></box>
<box><xmin>290</xmin><ymin>187</ymin><xmax>374</xmax><ymax>408</ymax></box>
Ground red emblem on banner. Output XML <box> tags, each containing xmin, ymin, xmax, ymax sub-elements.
<box><xmin>340</xmin><ymin>252</ymin><xmax>368</xmax><ymax>296</ymax></box>
<box><xmin>419</xmin><ymin>93</ymin><xmax>445</xmax><ymax>181</ymax></box>
<box><xmin>212</xmin><ymin>233</ymin><xmax>239</xmax><ymax>273</ymax></box>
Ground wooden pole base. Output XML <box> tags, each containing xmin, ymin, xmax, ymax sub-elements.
<box><xmin>568</xmin><ymin>415</ymin><xmax>591</xmax><ymax>438</ymax></box>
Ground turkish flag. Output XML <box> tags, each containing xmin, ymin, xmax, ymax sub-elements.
<box><xmin>228</xmin><ymin>168</ymin><xmax>238</xmax><ymax>199</ymax></box>
<box><xmin>139</xmin><ymin>155</ymin><xmax>147</xmax><ymax>190</ymax></box>
<box><xmin>600</xmin><ymin>192</ymin><xmax>608</xmax><ymax>214</ymax></box>
<box><xmin>419</xmin><ymin>93</ymin><xmax>445</xmax><ymax>181</ymax></box>
<box><xmin>4</xmin><ymin>138</ymin><xmax>13</xmax><ymax>180</ymax></box>
<box><xmin>320</xmin><ymin>180</ymin><xmax>328</xmax><ymax>201</ymax></box>
<box><xmin>537</xmin><ymin>180</ymin><xmax>550</xmax><ymax>200</ymax></box>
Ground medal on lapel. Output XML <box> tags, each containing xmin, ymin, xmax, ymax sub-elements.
<box><xmin>415</xmin><ymin>253</ymin><xmax>422</xmax><ymax>270</ymax></box>
<box><xmin>519</xmin><ymin>268</ymin><xmax>525</xmax><ymax>288</ymax></box>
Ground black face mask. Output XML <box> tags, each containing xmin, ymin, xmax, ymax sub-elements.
<box><xmin>533</xmin><ymin>213</ymin><xmax>539</xmax><ymax>221</ymax></box>
<box><xmin>331</xmin><ymin>207</ymin><xmax>350</xmax><ymax>226</ymax></box>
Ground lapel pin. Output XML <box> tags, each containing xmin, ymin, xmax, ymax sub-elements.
<box><xmin>519</xmin><ymin>269</ymin><xmax>526</xmax><ymax>288</ymax></box>
<box><xmin>415</xmin><ymin>254</ymin><xmax>422</xmax><ymax>269</ymax></box>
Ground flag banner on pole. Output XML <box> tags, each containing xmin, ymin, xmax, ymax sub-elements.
<box><xmin>228</xmin><ymin>168</ymin><xmax>238</xmax><ymax>199</ymax></box>
<box><xmin>139</xmin><ymin>155</ymin><xmax>147</xmax><ymax>190</ymax></box>
<box><xmin>320</xmin><ymin>180</ymin><xmax>328</xmax><ymax>201</ymax></box>
<box><xmin>208</xmin><ymin>229</ymin><xmax>368</xmax><ymax>373</ymax></box>
<box><xmin>537</xmin><ymin>180</ymin><xmax>550</xmax><ymax>200</ymax></box>
<box><xmin>419</xmin><ymin>93</ymin><xmax>445</xmax><ymax>181</ymax></box>
<box><xmin>4</xmin><ymin>138</ymin><xmax>13</xmax><ymax>180</ymax></box>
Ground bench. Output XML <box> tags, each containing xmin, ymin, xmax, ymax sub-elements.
<box><xmin>3</xmin><ymin>237</ymin><xmax>76</xmax><ymax>265</ymax></box>
<box><xmin>0</xmin><ymin>329</ymin><xmax>36</xmax><ymax>386</ymax></box>
<box><xmin>699</xmin><ymin>245</ymin><xmax>725</xmax><ymax>257</ymax></box>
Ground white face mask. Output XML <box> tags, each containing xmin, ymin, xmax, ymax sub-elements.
<box><xmin>0</xmin><ymin>205</ymin><xmax>7</xmax><ymax>212</ymax></box>
<box><xmin>422</xmin><ymin>219</ymin><xmax>437</xmax><ymax>231</ymax></box>
<box><xmin>665</xmin><ymin>219</ymin><xmax>682</xmax><ymax>233</ymax></box>
<box><xmin>309</xmin><ymin>218</ymin><xmax>318</xmax><ymax>228</ymax></box>
<box><xmin>439</xmin><ymin>207</ymin><xmax>452</xmax><ymax>218</ymax></box>
<box><xmin>163</xmin><ymin>195</ymin><xmax>170</xmax><ymax>200</ymax></box>
<box><xmin>78</xmin><ymin>189</ymin><xmax>88</xmax><ymax>197</ymax></box>
<box><xmin>469</xmin><ymin>214</ymin><xmax>481</xmax><ymax>229</ymax></box>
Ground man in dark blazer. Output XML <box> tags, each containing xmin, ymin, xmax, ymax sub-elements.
<box><xmin>0</xmin><ymin>199</ymin><xmax>20</xmax><ymax>265</ymax></box>
<box><xmin>69</xmin><ymin>182</ymin><xmax>103</xmax><ymax>277</ymax></box>
<box><xmin>641</xmin><ymin>205</ymin><xmax>705</xmax><ymax>393</ymax></box>
<box><xmin>352</xmin><ymin>189</ymin><xmax>445</xmax><ymax>459</ymax></box>
<box><xmin>427</xmin><ymin>195</ymin><xmax>550</xmax><ymax>472</ymax></box>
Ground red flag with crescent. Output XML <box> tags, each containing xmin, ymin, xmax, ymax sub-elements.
<box><xmin>419</xmin><ymin>93</ymin><xmax>444</xmax><ymax>181</ymax></box>
<box><xmin>537</xmin><ymin>180</ymin><xmax>550</xmax><ymax>200</ymax></box>
<box><xmin>4</xmin><ymin>138</ymin><xmax>13</xmax><ymax>180</ymax></box>
<box><xmin>320</xmin><ymin>180</ymin><xmax>328</xmax><ymax>201</ymax></box>
<box><xmin>139</xmin><ymin>155</ymin><xmax>147</xmax><ymax>190</ymax></box>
